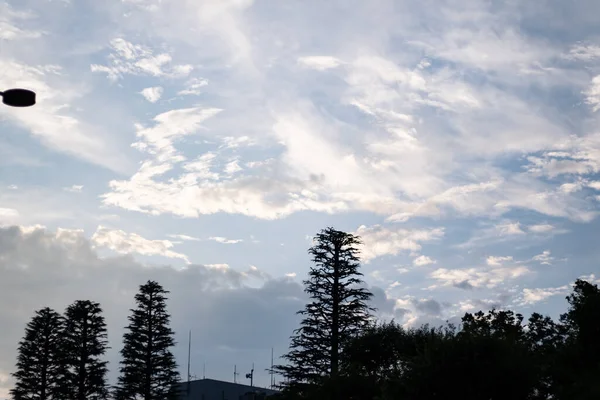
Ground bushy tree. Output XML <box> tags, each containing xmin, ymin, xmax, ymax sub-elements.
<box><xmin>553</xmin><ymin>279</ymin><xmax>600</xmax><ymax>399</ymax></box>
<box><xmin>61</xmin><ymin>300</ymin><xmax>109</xmax><ymax>400</ymax></box>
<box><xmin>525</xmin><ymin>312</ymin><xmax>565</xmax><ymax>399</ymax></box>
<box><xmin>114</xmin><ymin>280</ymin><xmax>180</xmax><ymax>400</ymax></box>
<box><xmin>274</xmin><ymin>227</ymin><xmax>374</xmax><ymax>399</ymax></box>
<box><xmin>10</xmin><ymin>308</ymin><xmax>64</xmax><ymax>400</ymax></box>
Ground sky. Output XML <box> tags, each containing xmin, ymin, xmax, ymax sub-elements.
<box><xmin>1</xmin><ymin>0</ymin><xmax>600</xmax><ymax>395</ymax></box>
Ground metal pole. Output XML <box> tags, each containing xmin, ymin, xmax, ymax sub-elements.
<box><xmin>270</xmin><ymin>348</ymin><xmax>274</xmax><ymax>389</ymax></box>
<box><xmin>187</xmin><ymin>330</ymin><xmax>191</xmax><ymax>395</ymax></box>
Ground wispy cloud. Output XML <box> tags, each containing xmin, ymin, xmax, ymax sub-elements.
<box><xmin>92</xmin><ymin>226</ymin><xmax>189</xmax><ymax>263</ymax></box>
<box><xmin>485</xmin><ymin>256</ymin><xmax>514</xmax><ymax>266</ymax></box>
<box><xmin>413</xmin><ymin>255</ymin><xmax>436</xmax><ymax>266</ymax></box>
<box><xmin>430</xmin><ymin>265</ymin><xmax>531</xmax><ymax>290</ymax></box>
<box><xmin>177</xmin><ymin>78</ymin><xmax>209</xmax><ymax>96</ymax></box>
<box><xmin>91</xmin><ymin>38</ymin><xmax>193</xmax><ymax>81</ymax></box>
<box><xmin>297</xmin><ymin>56</ymin><xmax>344</xmax><ymax>70</ymax></box>
<box><xmin>519</xmin><ymin>286</ymin><xmax>569</xmax><ymax>305</ymax></box>
<box><xmin>209</xmin><ymin>236</ymin><xmax>243</xmax><ymax>244</ymax></box>
<box><xmin>167</xmin><ymin>234</ymin><xmax>201</xmax><ymax>242</ymax></box>
<box><xmin>140</xmin><ymin>86</ymin><xmax>163</xmax><ymax>103</ymax></box>
<box><xmin>63</xmin><ymin>185</ymin><xmax>83</xmax><ymax>193</ymax></box>
<box><xmin>532</xmin><ymin>250</ymin><xmax>554</xmax><ymax>265</ymax></box>
<box><xmin>356</xmin><ymin>224</ymin><xmax>444</xmax><ymax>263</ymax></box>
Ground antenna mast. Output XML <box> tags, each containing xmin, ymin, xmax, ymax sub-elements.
<box><xmin>245</xmin><ymin>363</ymin><xmax>254</xmax><ymax>387</ymax></box>
<box><xmin>270</xmin><ymin>348</ymin><xmax>274</xmax><ymax>389</ymax></box>
<box><xmin>187</xmin><ymin>330</ymin><xmax>191</xmax><ymax>395</ymax></box>
<box><xmin>234</xmin><ymin>365</ymin><xmax>239</xmax><ymax>383</ymax></box>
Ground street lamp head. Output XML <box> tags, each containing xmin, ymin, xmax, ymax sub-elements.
<box><xmin>1</xmin><ymin>88</ymin><xmax>36</xmax><ymax>107</ymax></box>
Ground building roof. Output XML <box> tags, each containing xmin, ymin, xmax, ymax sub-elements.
<box><xmin>175</xmin><ymin>378</ymin><xmax>280</xmax><ymax>400</ymax></box>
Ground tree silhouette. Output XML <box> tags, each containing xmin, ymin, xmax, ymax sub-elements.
<box><xmin>554</xmin><ymin>279</ymin><xmax>600</xmax><ymax>399</ymax></box>
<box><xmin>525</xmin><ymin>312</ymin><xmax>565</xmax><ymax>399</ymax></box>
<box><xmin>10</xmin><ymin>307</ymin><xmax>64</xmax><ymax>400</ymax></box>
<box><xmin>341</xmin><ymin>321</ymin><xmax>446</xmax><ymax>400</ymax></box>
<box><xmin>114</xmin><ymin>280</ymin><xmax>180</xmax><ymax>400</ymax></box>
<box><xmin>60</xmin><ymin>300</ymin><xmax>109</xmax><ymax>400</ymax></box>
<box><xmin>274</xmin><ymin>227</ymin><xmax>374</xmax><ymax>399</ymax></box>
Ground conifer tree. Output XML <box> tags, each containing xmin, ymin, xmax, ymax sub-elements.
<box><xmin>274</xmin><ymin>227</ymin><xmax>375</xmax><ymax>399</ymax></box>
<box><xmin>61</xmin><ymin>300</ymin><xmax>109</xmax><ymax>400</ymax></box>
<box><xmin>114</xmin><ymin>280</ymin><xmax>180</xmax><ymax>400</ymax></box>
<box><xmin>10</xmin><ymin>307</ymin><xmax>64</xmax><ymax>400</ymax></box>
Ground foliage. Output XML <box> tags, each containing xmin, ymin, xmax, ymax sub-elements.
<box><xmin>553</xmin><ymin>279</ymin><xmax>600</xmax><ymax>399</ymax></box>
<box><xmin>274</xmin><ymin>227</ymin><xmax>375</xmax><ymax>399</ymax></box>
<box><xmin>10</xmin><ymin>308</ymin><xmax>64</xmax><ymax>400</ymax></box>
<box><xmin>334</xmin><ymin>280</ymin><xmax>600</xmax><ymax>400</ymax></box>
<box><xmin>60</xmin><ymin>300</ymin><xmax>109</xmax><ymax>400</ymax></box>
<box><xmin>114</xmin><ymin>280</ymin><xmax>180</xmax><ymax>400</ymax></box>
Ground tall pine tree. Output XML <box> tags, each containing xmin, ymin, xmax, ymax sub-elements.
<box><xmin>274</xmin><ymin>227</ymin><xmax>375</xmax><ymax>399</ymax></box>
<box><xmin>61</xmin><ymin>300</ymin><xmax>109</xmax><ymax>400</ymax></box>
<box><xmin>115</xmin><ymin>280</ymin><xmax>180</xmax><ymax>400</ymax></box>
<box><xmin>10</xmin><ymin>307</ymin><xmax>64</xmax><ymax>400</ymax></box>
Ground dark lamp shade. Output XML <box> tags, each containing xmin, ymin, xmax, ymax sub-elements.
<box><xmin>1</xmin><ymin>89</ymin><xmax>36</xmax><ymax>107</ymax></box>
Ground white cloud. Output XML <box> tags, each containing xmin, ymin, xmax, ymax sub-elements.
<box><xmin>91</xmin><ymin>226</ymin><xmax>189</xmax><ymax>263</ymax></box>
<box><xmin>458</xmin><ymin>298</ymin><xmax>507</xmax><ymax>313</ymax></box>
<box><xmin>178</xmin><ymin>78</ymin><xmax>209</xmax><ymax>96</ymax></box>
<box><xmin>519</xmin><ymin>285</ymin><xmax>570</xmax><ymax>305</ymax></box>
<box><xmin>167</xmin><ymin>234</ymin><xmax>201</xmax><ymax>241</ymax></box>
<box><xmin>579</xmin><ymin>274</ymin><xmax>600</xmax><ymax>284</ymax></box>
<box><xmin>588</xmin><ymin>181</ymin><xmax>600</xmax><ymax>190</ymax></box>
<box><xmin>565</xmin><ymin>43</ymin><xmax>600</xmax><ymax>61</ymax></box>
<box><xmin>559</xmin><ymin>181</ymin><xmax>584</xmax><ymax>193</ymax></box>
<box><xmin>209</xmin><ymin>236</ymin><xmax>243</xmax><ymax>244</ymax></box>
<box><xmin>63</xmin><ymin>185</ymin><xmax>83</xmax><ymax>193</ymax></box>
<box><xmin>495</xmin><ymin>221</ymin><xmax>525</xmax><ymax>236</ymax></box>
<box><xmin>140</xmin><ymin>86</ymin><xmax>163</xmax><ymax>103</ymax></box>
<box><xmin>528</xmin><ymin>224</ymin><xmax>555</xmax><ymax>233</ymax></box>
<box><xmin>532</xmin><ymin>250</ymin><xmax>554</xmax><ymax>265</ymax></box>
<box><xmin>430</xmin><ymin>265</ymin><xmax>531</xmax><ymax>290</ymax></box>
<box><xmin>224</xmin><ymin>160</ymin><xmax>243</xmax><ymax>175</ymax></box>
<box><xmin>0</xmin><ymin>208</ymin><xmax>19</xmax><ymax>219</ymax></box>
<box><xmin>0</xmin><ymin>3</ymin><xmax>43</xmax><ymax>40</ymax></box>
<box><xmin>356</xmin><ymin>224</ymin><xmax>444</xmax><ymax>263</ymax></box>
<box><xmin>485</xmin><ymin>256</ymin><xmax>514</xmax><ymax>266</ymax></box>
<box><xmin>524</xmin><ymin>133</ymin><xmax>600</xmax><ymax>181</ymax></box>
<box><xmin>413</xmin><ymin>255</ymin><xmax>436</xmax><ymax>266</ymax></box>
<box><xmin>91</xmin><ymin>38</ymin><xmax>193</xmax><ymax>81</ymax></box>
<box><xmin>297</xmin><ymin>56</ymin><xmax>344</xmax><ymax>70</ymax></box>
<box><xmin>585</xmin><ymin>75</ymin><xmax>600</xmax><ymax>112</ymax></box>
<box><xmin>205</xmin><ymin>263</ymin><xmax>230</xmax><ymax>270</ymax></box>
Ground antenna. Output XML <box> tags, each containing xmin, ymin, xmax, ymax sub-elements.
<box><xmin>203</xmin><ymin>363</ymin><xmax>206</xmax><ymax>379</ymax></box>
<box><xmin>187</xmin><ymin>330</ymin><xmax>191</xmax><ymax>395</ymax></box>
<box><xmin>187</xmin><ymin>331</ymin><xmax>191</xmax><ymax>381</ymax></box>
<box><xmin>245</xmin><ymin>363</ymin><xmax>254</xmax><ymax>387</ymax></box>
<box><xmin>270</xmin><ymin>348</ymin><xmax>274</xmax><ymax>389</ymax></box>
<box><xmin>234</xmin><ymin>365</ymin><xmax>239</xmax><ymax>383</ymax></box>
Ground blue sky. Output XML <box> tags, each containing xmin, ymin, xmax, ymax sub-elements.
<box><xmin>1</xmin><ymin>0</ymin><xmax>600</xmax><ymax>395</ymax></box>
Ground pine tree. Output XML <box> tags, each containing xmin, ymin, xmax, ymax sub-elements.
<box><xmin>115</xmin><ymin>280</ymin><xmax>180</xmax><ymax>400</ymax></box>
<box><xmin>10</xmin><ymin>307</ymin><xmax>64</xmax><ymax>400</ymax></box>
<box><xmin>61</xmin><ymin>300</ymin><xmax>109</xmax><ymax>400</ymax></box>
<box><xmin>274</xmin><ymin>227</ymin><xmax>375</xmax><ymax>399</ymax></box>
